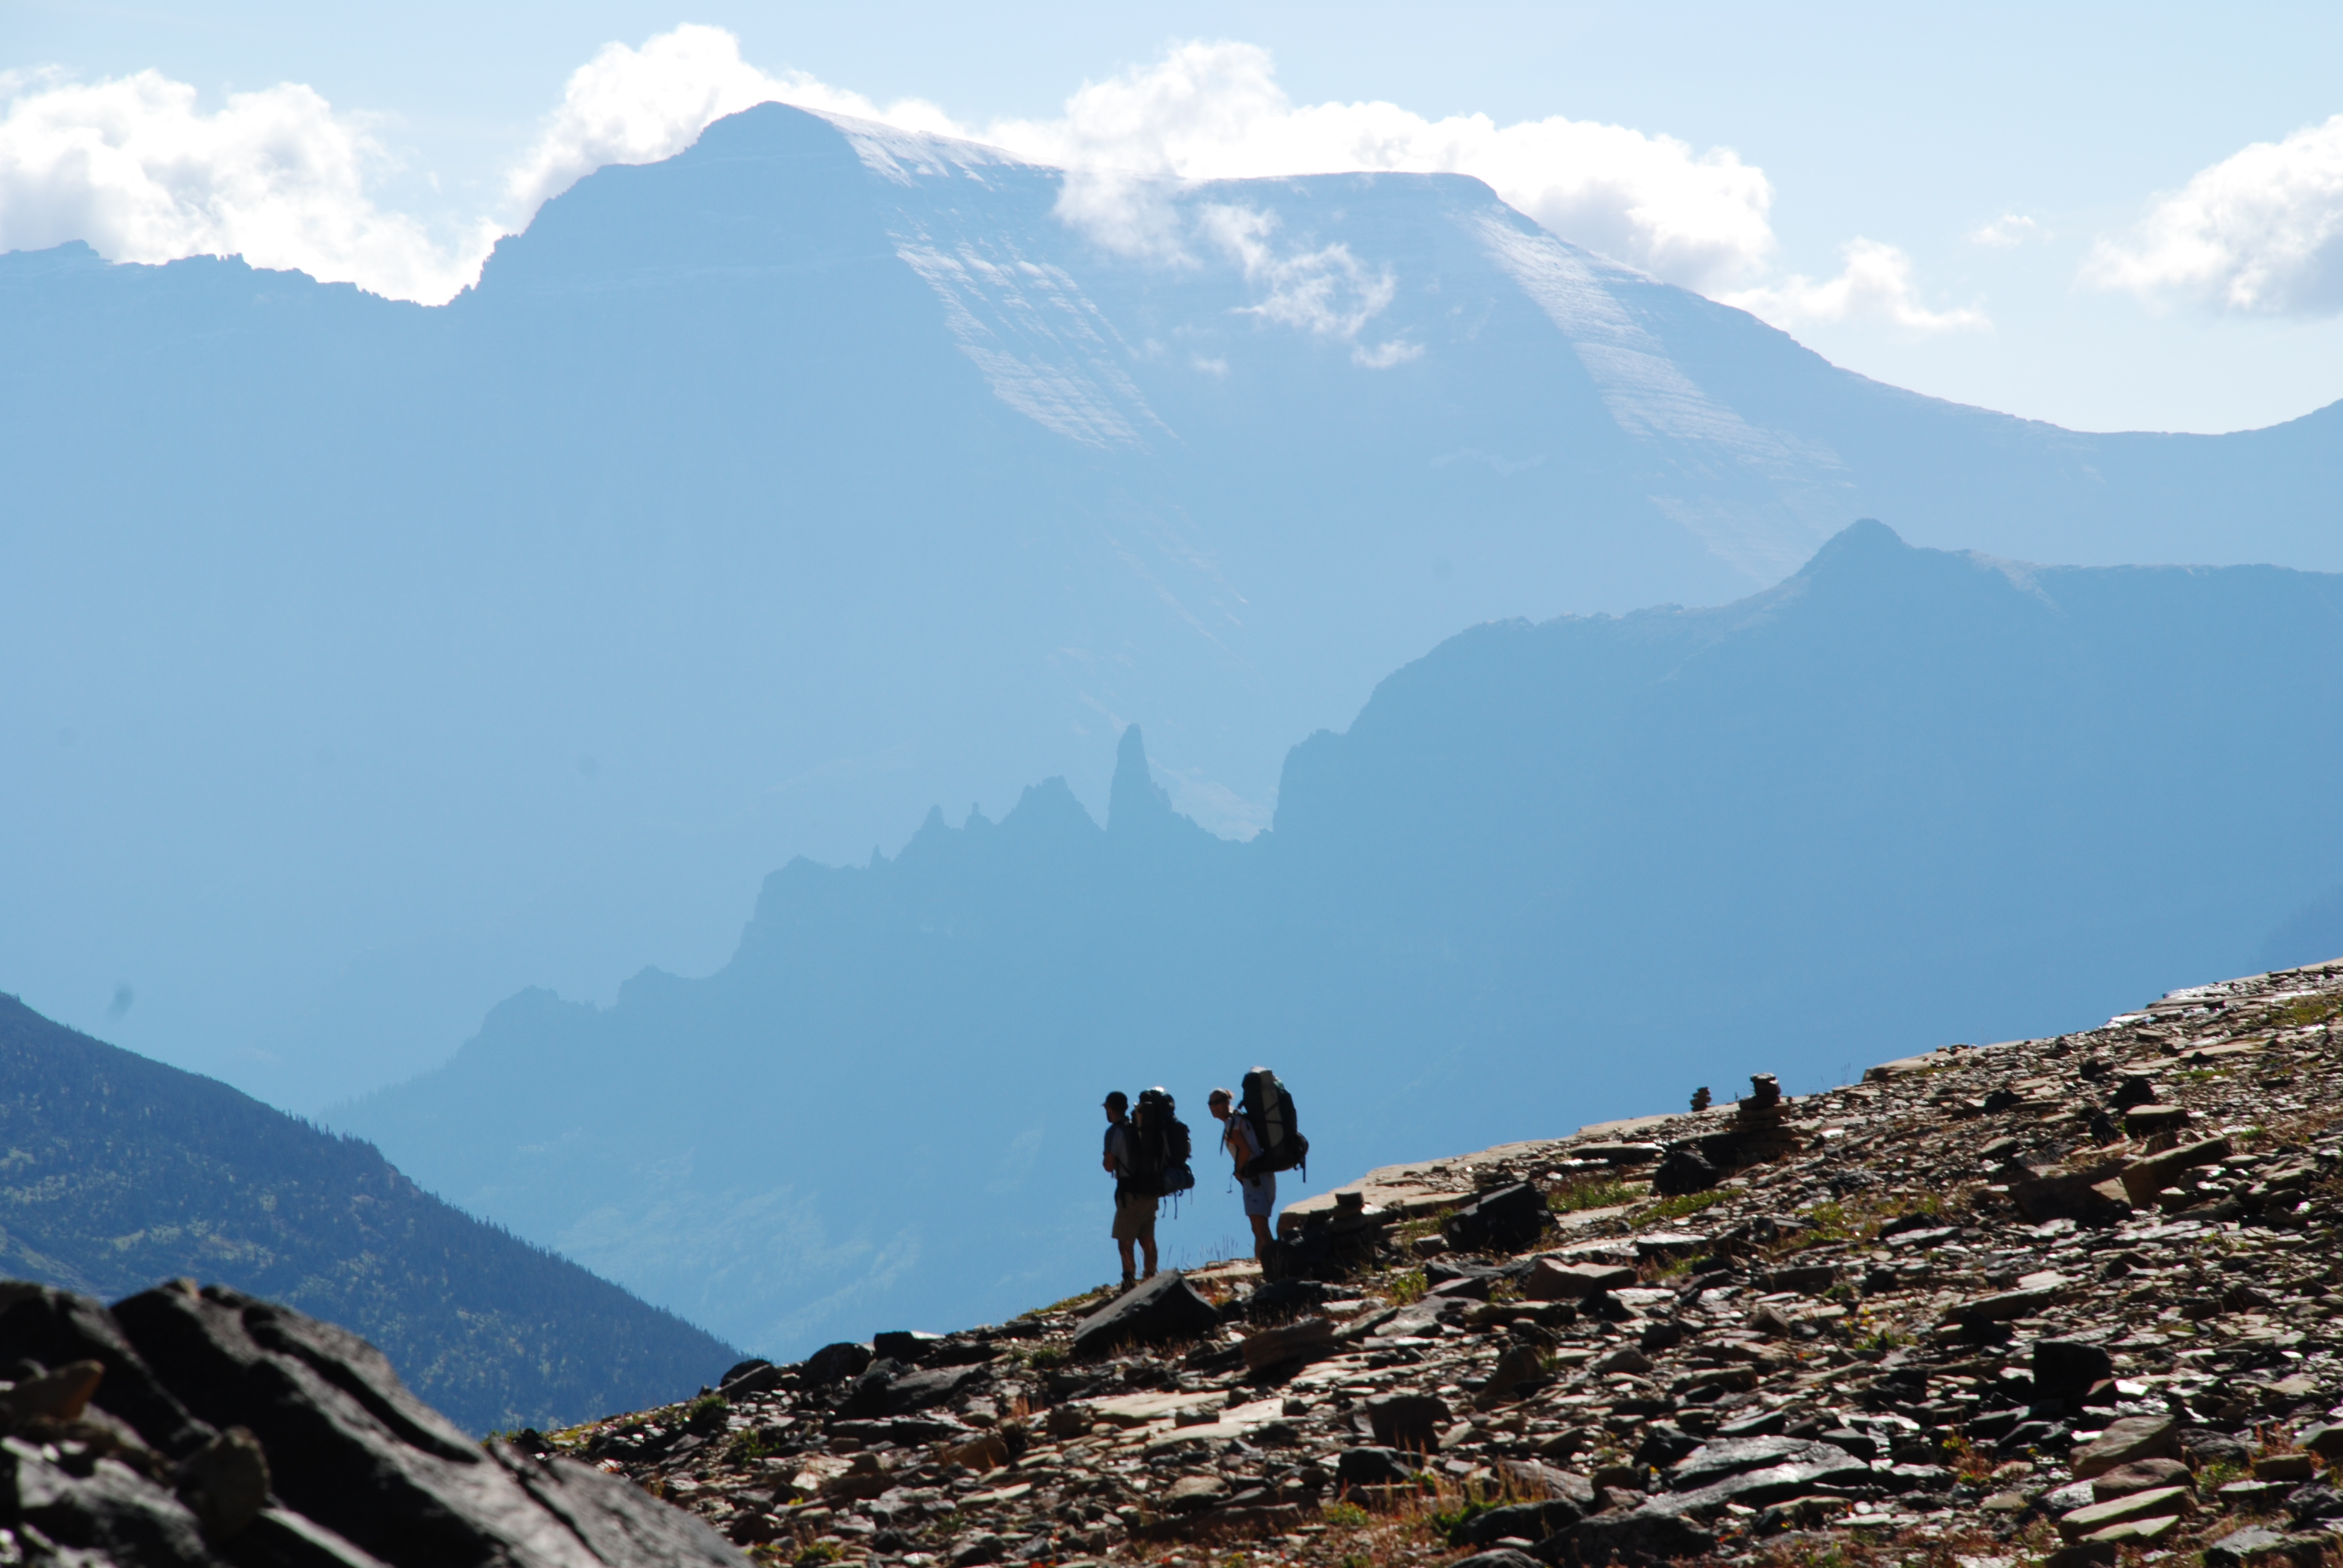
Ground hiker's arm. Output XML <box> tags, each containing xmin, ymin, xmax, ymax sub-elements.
<box><xmin>1103</xmin><ymin>1152</ymin><xmax>1116</xmax><ymax>1173</ymax></box>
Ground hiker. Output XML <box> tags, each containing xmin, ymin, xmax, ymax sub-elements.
<box><xmin>1101</xmin><ymin>1091</ymin><xmax>1158</xmax><ymax>1287</ymax></box>
<box><xmin>1207</xmin><ymin>1086</ymin><xmax>1276</xmax><ymax>1264</ymax></box>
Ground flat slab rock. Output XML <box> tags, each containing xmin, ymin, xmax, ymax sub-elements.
<box><xmin>0</xmin><ymin>1279</ymin><xmax>743</xmax><ymax>1567</ymax></box>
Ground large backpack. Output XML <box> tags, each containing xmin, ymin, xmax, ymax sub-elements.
<box><xmin>1133</xmin><ymin>1086</ymin><xmax>1195</xmax><ymax>1198</ymax></box>
<box><xmin>1239</xmin><ymin>1068</ymin><xmax>1309</xmax><ymax>1178</ymax></box>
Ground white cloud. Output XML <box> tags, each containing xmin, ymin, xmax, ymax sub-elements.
<box><xmin>1722</xmin><ymin>238</ymin><xmax>1988</xmax><ymax>335</ymax></box>
<box><xmin>2086</xmin><ymin>114</ymin><xmax>2343</xmax><ymax>316</ymax></box>
<box><xmin>7</xmin><ymin>26</ymin><xmax>1952</xmax><ymax>330</ymax></box>
<box><xmin>0</xmin><ymin>64</ymin><xmax>482</xmax><ymax>301</ymax></box>
<box><xmin>500</xmin><ymin>25</ymin><xmax>954</xmax><ymax>219</ymax></box>
<box><xmin>1970</xmin><ymin>213</ymin><xmax>2040</xmax><ymax>247</ymax></box>
<box><xmin>0</xmin><ymin>27</ymin><xmax>947</xmax><ymax>304</ymax></box>
<box><xmin>981</xmin><ymin>42</ymin><xmax>1775</xmax><ymax>291</ymax></box>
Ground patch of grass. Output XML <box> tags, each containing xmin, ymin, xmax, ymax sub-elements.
<box><xmin>1430</xmin><ymin>1497</ymin><xmax>1496</xmax><ymax>1537</ymax></box>
<box><xmin>2278</xmin><ymin>996</ymin><xmax>2342</xmax><ymax>1028</ymax></box>
<box><xmin>1320</xmin><ymin>1501</ymin><xmax>1372</xmax><ymax>1528</ymax></box>
<box><xmin>2199</xmin><ymin>1458</ymin><xmax>2246</xmax><ymax>1492</ymax></box>
<box><xmin>1394</xmin><ymin>1208</ymin><xmax>1455</xmax><ymax>1244</ymax></box>
<box><xmin>1633</xmin><ymin>1189</ymin><xmax>1726</xmax><ymax>1224</ymax></box>
<box><xmin>793</xmin><ymin>1543</ymin><xmax>843</xmax><ymax>1567</ymax></box>
<box><xmin>726</xmin><ymin>1425</ymin><xmax>793</xmax><ymax>1462</ymax></box>
<box><xmin>1548</xmin><ymin>1177</ymin><xmax>1634</xmax><ymax>1214</ymax></box>
<box><xmin>684</xmin><ymin>1393</ymin><xmax>728</xmax><ymax>1428</ymax></box>
<box><xmin>1777</xmin><ymin>1191</ymin><xmax>1947</xmax><ymax>1253</ymax></box>
<box><xmin>1386</xmin><ymin>1270</ymin><xmax>1427</xmax><ymax>1305</ymax></box>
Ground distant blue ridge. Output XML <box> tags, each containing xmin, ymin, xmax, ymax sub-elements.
<box><xmin>4</xmin><ymin>103</ymin><xmax>2339</xmax><ymax>1116</ymax></box>
<box><xmin>336</xmin><ymin>521</ymin><xmax>2343</xmax><ymax>1358</ymax></box>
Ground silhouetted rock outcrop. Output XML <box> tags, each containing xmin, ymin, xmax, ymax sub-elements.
<box><xmin>0</xmin><ymin>1279</ymin><xmax>743</xmax><ymax>1566</ymax></box>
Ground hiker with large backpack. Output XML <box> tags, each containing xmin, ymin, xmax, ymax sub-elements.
<box><xmin>1210</xmin><ymin>1068</ymin><xmax>1309</xmax><ymax>1265</ymax></box>
<box><xmin>1100</xmin><ymin>1090</ymin><xmax>1157</xmax><ymax>1289</ymax></box>
<box><xmin>1102</xmin><ymin>1086</ymin><xmax>1194</xmax><ymax>1289</ymax></box>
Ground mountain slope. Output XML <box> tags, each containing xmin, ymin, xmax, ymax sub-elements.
<box><xmin>4</xmin><ymin>104</ymin><xmax>2339</xmax><ymax>1114</ymax></box>
<box><xmin>560</xmin><ymin>953</ymin><xmax>2343</xmax><ymax>1568</ymax></box>
<box><xmin>0</xmin><ymin>993</ymin><xmax>738</xmax><ymax>1434</ymax></box>
<box><xmin>336</xmin><ymin>521</ymin><xmax>2343</xmax><ymax>1359</ymax></box>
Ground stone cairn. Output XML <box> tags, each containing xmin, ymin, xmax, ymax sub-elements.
<box><xmin>1689</xmin><ymin>1085</ymin><xmax>1712</xmax><ymax>1112</ymax></box>
<box><xmin>1732</xmin><ymin>1072</ymin><xmax>1802</xmax><ymax>1162</ymax></box>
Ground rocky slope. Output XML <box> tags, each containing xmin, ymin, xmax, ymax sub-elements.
<box><xmin>549</xmin><ymin>955</ymin><xmax>2343</xmax><ymax>1567</ymax></box>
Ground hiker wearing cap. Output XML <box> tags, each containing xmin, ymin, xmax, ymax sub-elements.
<box><xmin>1207</xmin><ymin>1087</ymin><xmax>1276</xmax><ymax>1264</ymax></box>
<box><xmin>1101</xmin><ymin>1091</ymin><xmax>1158</xmax><ymax>1288</ymax></box>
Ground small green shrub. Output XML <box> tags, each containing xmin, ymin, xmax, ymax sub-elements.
<box><xmin>1320</xmin><ymin>1501</ymin><xmax>1372</xmax><ymax>1528</ymax></box>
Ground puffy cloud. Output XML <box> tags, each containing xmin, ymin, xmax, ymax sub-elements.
<box><xmin>1722</xmin><ymin>238</ymin><xmax>1989</xmax><ymax>335</ymax></box>
<box><xmin>4</xmin><ymin>27</ymin><xmax>1852</xmax><ymax>318</ymax></box>
<box><xmin>1190</xmin><ymin>202</ymin><xmax>1418</xmax><ymax>367</ymax></box>
<box><xmin>1970</xmin><ymin>213</ymin><xmax>2040</xmax><ymax>247</ymax></box>
<box><xmin>0</xmin><ymin>64</ymin><xmax>481</xmax><ymax>301</ymax></box>
<box><xmin>0</xmin><ymin>27</ymin><xmax>948</xmax><ymax>304</ymax></box>
<box><xmin>981</xmin><ymin>42</ymin><xmax>1775</xmax><ymax>291</ymax></box>
<box><xmin>2087</xmin><ymin>114</ymin><xmax>2343</xmax><ymax>316</ymax></box>
<box><xmin>501</xmin><ymin>25</ymin><xmax>954</xmax><ymax>218</ymax></box>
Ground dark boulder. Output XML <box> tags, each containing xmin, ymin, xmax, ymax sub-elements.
<box><xmin>1364</xmin><ymin>1391</ymin><xmax>1450</xmax><ymax>1452</ymax></box>
<box><xmin>800</xmin><ymin>1342</ymin><xmax>874</xmax><ymax>1387</ymax></box>
<box><xmin>837</xmin><ymin>1358</ymin><xmax>914</xmax><ymax>1420</ymax></box>
<box><xmin>878</xmin><ymin>1362</ymin><xmax>992</xmax><ymax>1414</ymax></box>
<box><xmin>2034</xmin><ymin>1339</ymin><xmax>2115</xmax><ymax>1405</ymax></box>
<box><xmin>1241</xmin><ymin>1280</ymin><xmax>1331</xmax><ymax>1323</ymax></box>
<box><xmin>1450</xmin><ymin>1498</ymin><xmax>1584</xmax><ymax>1549</ymax></box>
<box><xmin>1335</xmin><ymin>1446</ymin><xmax>1417</xmax><ymax>1487</ymax></box>
<box><xmin>1442</xmin><ymin>1184</ymin><xmax>1548</xmax><ymax>1255</ymax></box>
<box><xmin>1650</xmin><ymin>1146</ymin><xmax>1720</xmax><ymax>1198</ymax></box>
<box><xmin>1562</xmin><ymin>1510</ymin><xmax>1719</xmax><ymax>1564</ymax></box>
<box><xmin>1070</xmin><ymin>1273</ymin><xmax>1219</xmax><ymax>1358</ymax></box>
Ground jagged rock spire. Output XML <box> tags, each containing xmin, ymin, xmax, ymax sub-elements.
<box><xmin>1107</xmin><ymin>725</ymin><xmax>1176</xmax><ymax>834</ymax></box>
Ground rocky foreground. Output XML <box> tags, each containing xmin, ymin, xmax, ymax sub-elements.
<box><xmin>554</xmin><ymin>958</ymin><xmax>2343</xmax><ymax>1568</ymax></box>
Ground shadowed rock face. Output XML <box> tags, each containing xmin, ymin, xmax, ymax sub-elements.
<box><xmin>0</xmin><ymin>1280</ymin><xmax>745</xmax><ymax>1567</ymax></box>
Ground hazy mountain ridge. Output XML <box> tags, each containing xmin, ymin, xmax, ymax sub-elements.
<box><xmin>7</xmin><ymin>103</ymin><xmax>2341</xmax><ymax>1116</ymax></box>
<box><xmin>0</xmin><ymin>993</ymin><xmax>738</xmax><ymax>1435</ymax></box>
<box><xmin>337</xmin><ymin>521</ymin><xmax>2343</xmax><ymax>1360</ymax></box>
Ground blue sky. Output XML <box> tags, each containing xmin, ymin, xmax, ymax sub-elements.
<box><xmin>7</xmin><ymin>0</ymin><xmax>2342</xmax><ymax>433</ymax></box>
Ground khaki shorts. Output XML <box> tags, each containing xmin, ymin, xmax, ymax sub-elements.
<box><xmin>1112</xmin><ymin>1191</ymin><xmax>1158</xmax><ymax>1243</ymax></box>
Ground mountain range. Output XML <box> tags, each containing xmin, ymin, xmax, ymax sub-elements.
<box><xmin>5</xmin><ymin>102</ymin><xmax>2341</xmax><ymax>1115</ymax></box>
<box><xmin>335</xmin><ymin>520</ymin><xmax>2343</xmax><ymax>1361</ymax></box>
<box><xmin>0</xmin><ymin>991</ymin><xmax>736</xmax><ymax>1434</ymax></box>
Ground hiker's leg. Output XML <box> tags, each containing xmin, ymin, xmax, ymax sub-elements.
<box><xmin>1243</xmin><ymin>1174</ymin><xmax>1277</xmax><ymax>1263</ymax></box>
<box><xmin>1141</xmin><ymin>1236</ymin><xmax>1158</xmax><ymax>1278</ymax></box>
<box><xmin>1117</xmin><ymin>1238</ymin><xmax>1136</xmax><ymax>1282</ymax></box>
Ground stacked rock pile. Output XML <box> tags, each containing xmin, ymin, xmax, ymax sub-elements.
<box><xmin>548</xmin><ymin>957</ymin><xmax>2343</xmax><ymax>1566</ymax></box>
